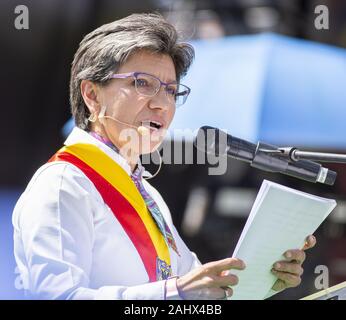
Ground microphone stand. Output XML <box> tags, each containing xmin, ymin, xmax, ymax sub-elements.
<box><xmin>250</xmin><ymin>143</ymin><xmax>343</xmax><ymax>185</ymax></box>
<box><xmin>276</xmin><ymin>147</ymin><xmax>346</xmax><ymax>164</ymax></box>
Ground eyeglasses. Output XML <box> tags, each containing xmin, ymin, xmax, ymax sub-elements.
<box><xmin>110</xmin><ymin>72</ymin><xmax>191</xmax><ymax>107</ymax></box>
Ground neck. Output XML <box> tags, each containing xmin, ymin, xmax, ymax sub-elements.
<box><xmin>90</xmin><ymin>126</ymin><xmax>139</xmax><ymax>172</ymax></box>
<box><xmin>120</xmin><ymin>149</ymin><xmax>140</xmax><ymax>172</ymax></box>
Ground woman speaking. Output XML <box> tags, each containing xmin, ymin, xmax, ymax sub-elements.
<box><xmin>12</xmin><ymin>13</ymin><xmax>315</xmax><ymax>300</ymax></box>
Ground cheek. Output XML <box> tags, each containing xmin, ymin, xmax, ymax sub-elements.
<box><xmin>108</xmin><ymin>89</ymin><xmax>140</xmax><ymax>116</ymax></box>
<box><xmin>132</xmin><ymin>98</ymin><xmax>151</xmax><ymax>119</ymax></box>
<box><xmin>167</xmin><ymin>107</ymin><xmax>176</xmax><ymax>126</ymax></box>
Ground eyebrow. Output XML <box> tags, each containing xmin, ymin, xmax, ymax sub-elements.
<box><xmin>138</xmin><ymin>71</ymin><xmax>177</xmax><ymax>83</ymax></box>
<box><xmin>165</xmin><ymin>77</ymin><xmax>177</xmax><ymax>83</ymax></box>
<box><xmin>111</xmin><ymin>71</ymin><xmax>178</xmax><ymax>84</ymax></box>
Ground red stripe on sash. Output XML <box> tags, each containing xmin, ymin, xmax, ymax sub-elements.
<box><xmin>49</xmin><ymin>152</ymin><xmax>157</xmax><ymax>281</ymax></box>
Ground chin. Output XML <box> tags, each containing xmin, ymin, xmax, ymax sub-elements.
<box><xmin>139</xmin><ymin>140</ymin><xmax>162</xmax><ymax>155</ymax></box>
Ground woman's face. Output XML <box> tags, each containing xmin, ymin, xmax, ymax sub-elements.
<box><xmin>96</xmin><ymin>50</ymin><xmax>177</xmax><ymax>155</ymax></box>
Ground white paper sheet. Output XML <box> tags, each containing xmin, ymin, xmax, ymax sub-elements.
<box><xmin>229</xmin><ymin>180</ymin><xmax>337</xmax><ymax>300</ymax></box>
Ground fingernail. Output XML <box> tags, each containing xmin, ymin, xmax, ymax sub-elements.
<box><xmin>275</xmin><ymin>263</ymin><xmax>281</xmax><ymax>269</ymax></box>
<box><xmin>285</xmin><ymin>252</ymin><xmax>292</xmax><ymax>258</ymax></box>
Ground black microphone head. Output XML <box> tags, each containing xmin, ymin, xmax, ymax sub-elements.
<box><xmin>324</xmin><ymin>169</ymin><xmax>337</xmax><ymax>186</ymax></box>
<box><xmin>194</xmin><ymin>126</ymin><xmax>228</xmax><ymax>156</ymax></box>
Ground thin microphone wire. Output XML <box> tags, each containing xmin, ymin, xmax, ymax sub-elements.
<box><xmin>95</xmin><ymin>106</ymin><xmax>162</xmax><ymax>179</ymax></box>
<box><xmin>144</xmin><ymin>149</ymin><xmax>162</xmax><ymax>180</ymax></box>
<box><xmin>100</xmin><ymin>115</ymin><xmax>139</xmax><ymax>130</ymax></box>
<box><xmin>98</xmin><ymin>104</ymin><xmax>140</xmax><ymax>130</ymax></box>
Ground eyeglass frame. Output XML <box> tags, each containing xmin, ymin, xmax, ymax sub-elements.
<box><xmin>109</xmin><ymin>71</ymin><xmax>191</xmax><ymax>107</ymax></box>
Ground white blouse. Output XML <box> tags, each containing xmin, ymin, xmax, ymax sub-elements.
<box><xmin>12</xmin><ymin>127</ymin><xmax>201</xmax><ymax>299</ymax></box>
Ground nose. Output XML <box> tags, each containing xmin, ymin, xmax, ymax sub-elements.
<box><xmin>148</xmin><ymin>87</ymin><xmax>173</xmax><ymax>111</ymax></box>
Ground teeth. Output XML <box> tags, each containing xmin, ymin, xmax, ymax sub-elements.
<box><xmin>151</xmin><ymin>121</ymin><xmax>162</xmax><ymax>126</ymax></box>
<box><xmin>142</xmin><ymin>120</ymin><xmax>162</xmax><ymax>129</ymax></box>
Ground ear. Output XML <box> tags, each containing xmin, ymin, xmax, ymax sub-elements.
<box><xmin>80</xmin><ymin>80</ymin><xmax>101</xmax><ymax>115</ymax></box>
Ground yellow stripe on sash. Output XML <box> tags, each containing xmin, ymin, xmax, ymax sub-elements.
<box><xmin>59</xmin><ymin>143</ymin><xmax>171</xmax><ymax>267</ymax></box>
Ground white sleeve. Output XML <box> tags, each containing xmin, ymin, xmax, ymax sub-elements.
<box><xmin>12</xmin><ymin>163</ymin><xmax>166</xmax><ymax>300</ymax></box>
<box><xmin>171</xmin><ymin>225</ymin><xmax>202</xmax><ymax>276</ymax></box>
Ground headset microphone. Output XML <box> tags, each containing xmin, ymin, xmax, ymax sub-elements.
<box><xmin>90</xmin><ymin>105</ymin><xmax>162</xmax><ymax>179</ymax></box>
<box><xmin>98</xmin><ymin>105</ymin><xmax>150</xmax><ymax>136</ymax></box>
<box><xmin>137</xmin><ymin>126</ymin><xmax>150</xmax><ymax>136</ymax></box>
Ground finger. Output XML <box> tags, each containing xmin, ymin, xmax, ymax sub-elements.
<box><xmin>272</xmin><ymin>279</ymin><xmax>287</xmax><ymax>292</ymax></box>
<box><xmin>220</xmin><ymin>270</ymin><xmax>228</xmax><ymax>276</ymax></box>
<box><xmin>273</xmin><ymin>261</ymin><xmax>304</xmax><ymax>276</ymax></box>
<box><xmin>225</xmin><ymin>288</ymin><xmax>233</xmax><ymax>299</ymax></box>
<box><xmin>220</xmin><ymin>287</ymin><xmax>233</xmax><ymax>299</ymax></box>
<box><xmin>200</xmin><ymin>287</ymin><xmax>230</xmax><ymax>300</ymax></box>
<box><xmin>271</xmin><ymin>269</ymin><xmax>302</xmax><ymax>288</ymax></box>
<box><xmin>205</xmin><ymin>258</ymin><xmax>246</xmax><ymax>274</ymax></box>
<box><xmin>302</xmin><ymin>235</ymin><xmax>316</xmax><ymax>250</ymax></box>
<box><xmin>284</xmin><ymin>249</ymin><xmax>306</xmax><ymax>264</ymax></box>
<box><xmin>214</xmin><ymin>274</ymin><xmax>239</xmax><ymax>287</ymax></box>
<box><xmin>200</xmin><ymin>273</ymin><xmax>239</xmax><ymax>289</ymax></box>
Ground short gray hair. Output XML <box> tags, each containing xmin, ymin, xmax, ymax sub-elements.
<box><xmin>70</xmin><ymin>13</ymin><xmax>195</xmax><ymax>130</ymax></box>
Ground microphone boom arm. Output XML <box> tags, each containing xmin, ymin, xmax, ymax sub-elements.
<box><xmin>251</xmin><ymin>142</ymin><xmax>336</xmax><ymax>185</ymax></box>
<box><xmin>277</xmin><ymin>147</ymin><xmax>346</xmax><ymax>164</ymax></box>
<box><xmin>196</xmin><ymin>126</ymin><xmax>338</xmax><ymax>186</ymax></box>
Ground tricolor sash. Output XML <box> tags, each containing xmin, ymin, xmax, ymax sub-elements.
<box><xmin>48</xmin><ymin>143</ymin><xmax>172</xmax><ymax>281</ymax></box>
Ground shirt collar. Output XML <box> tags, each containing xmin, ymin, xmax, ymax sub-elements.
<box><xmin>64</xmin><ymin>127</ymin><xmax>152</xmax><ymax>178</ymax></box>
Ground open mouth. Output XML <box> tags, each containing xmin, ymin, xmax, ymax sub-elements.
<box><xmin>142</xmin><ymin>120</ymin><xmax>163</xmax><ymax>131</ymax></box>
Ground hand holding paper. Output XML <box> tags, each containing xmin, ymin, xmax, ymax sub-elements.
<box><xmin>228</xmin><ymin>180</ymin><xmax>336</xmax><ymax>300</ymax></box>
<box><xmin>271</xmin><ymin>234</ymin><xmax>316</xmax><ymax>292</ymax></box>
<box><xmin>176</xmin><ymin>257</ymin><xmax>246</xmax><ymax>299</ymax></box>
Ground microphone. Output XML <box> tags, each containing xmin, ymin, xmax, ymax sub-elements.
<box><xmin>98</xmin><ymin>105</ymin><xmax>150</xmax><ymax>136</ymax></box>
<box><xmin>195</xmin><ymin>126</ymin><xmax>337</xmax><ymax>185</ymax></box>
<box><xmin>137</xmin><ymin>126</ymin><xmax>150</xmax><ymax>136</ymax></box>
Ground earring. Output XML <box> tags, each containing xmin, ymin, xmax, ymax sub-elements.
<box><xmin>88</xmin><ymin>113</ymin><xmax>98</xmax><ymax>123</ymax></box>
